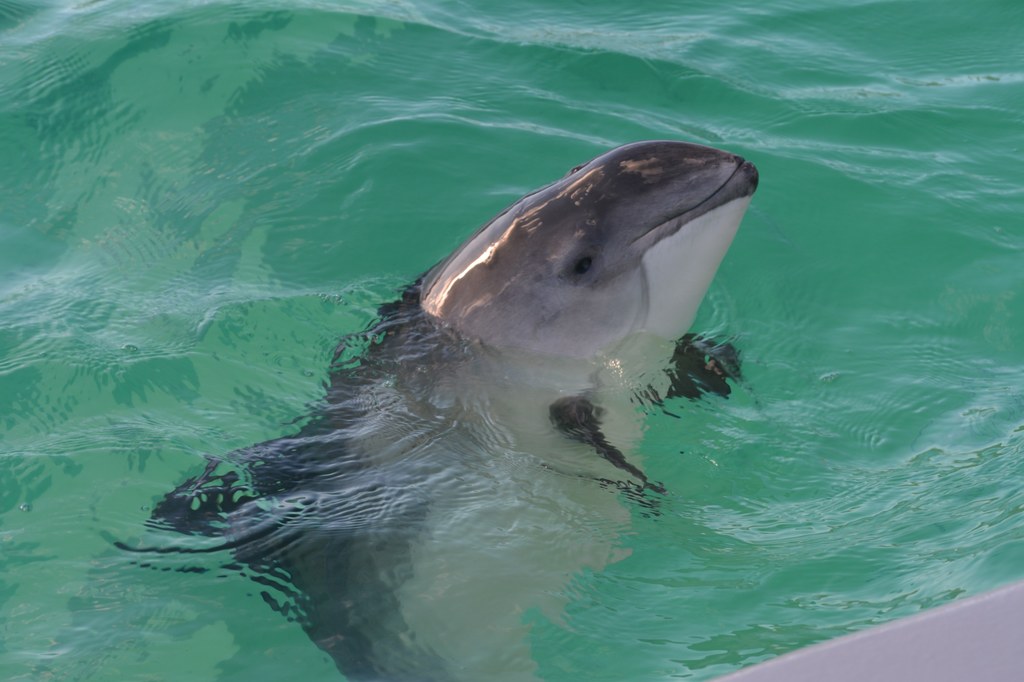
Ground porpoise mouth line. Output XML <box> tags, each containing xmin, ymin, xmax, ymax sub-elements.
<box><xmin>630</xmin><ymin>160</ymin><xmax>750</xmax><ymax>245</ymax></box>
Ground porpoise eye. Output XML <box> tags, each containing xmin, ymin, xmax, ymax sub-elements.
<box><xmin>567</xmin><ymin>163</ymin><xmax>585</xmax><ymax>176</ymax></box>
<box><xmin>574</xmin><ymin>256</ymin><xmax>593</xmax><ymax>275</ymax></box>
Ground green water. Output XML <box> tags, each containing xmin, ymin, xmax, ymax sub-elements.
<box><xmin>2</xmin><ymin>0</ymin><xmax>1023</xmax><ymax>680</ymax></box>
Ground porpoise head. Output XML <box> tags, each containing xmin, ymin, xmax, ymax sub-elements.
<box><xmin>420</xmin><ymin>140</ymin><xmax>758</xmax><ymax>357</ymax></box>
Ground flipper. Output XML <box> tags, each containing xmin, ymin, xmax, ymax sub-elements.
<box><xmin>131</xmin><ymin>427</ymin><xmax>450</xmax><ymax>681</ymax></box>
<box><xmin>549</xmin><ymin>336</ymin><xmax>742</xmax><ymax>497</ymax></box>
<box><xmin>144</xmin><ymin>433</ymin><xmax>326</xmax><ymax>538</ymax></box>
<box><xmin>665</xmin><ymin>334</ymin><xmax>741</xmax><ymax>400</ymax></box>
<box><xmin>147</xmin><ymin>457</ymin><xmax>254</xmax><ymax>537</ymax></box>
<box><xmin>549</xmin><ymin>395</ymin><xmax>666</xmax><ymax>495</ymax></box>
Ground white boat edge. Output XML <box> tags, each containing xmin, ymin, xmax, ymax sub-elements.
<box><xmin>712</xmin><ymin>578</ymin><xmax>1024</xmax><ymax>682</ymax></box>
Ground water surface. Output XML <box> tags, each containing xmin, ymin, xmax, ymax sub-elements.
<box><xmin>2</xmin><ymin>1</ymin><xmax>1023</xmax><ymax>680</ymax></box>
